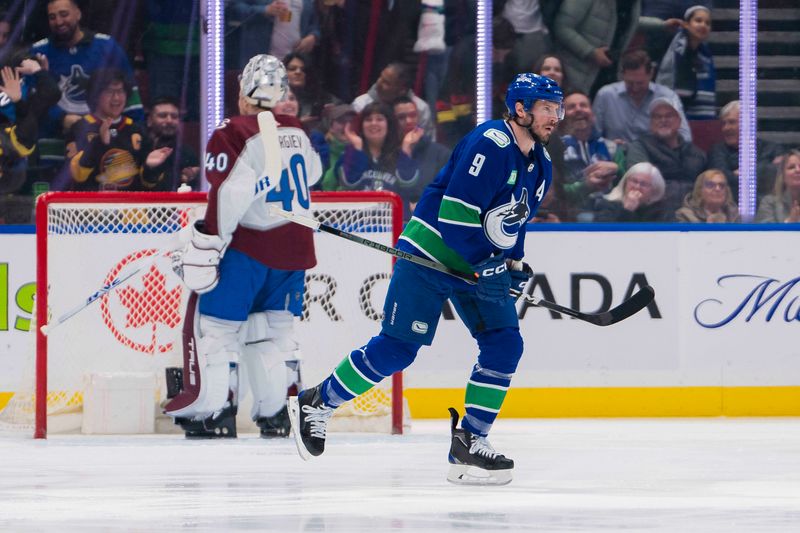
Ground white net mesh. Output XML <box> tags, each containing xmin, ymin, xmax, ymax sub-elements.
<box><xmin>0</xmin><ymin>193</ymin><xmax>403</xmax><ymax>435</ymax></box>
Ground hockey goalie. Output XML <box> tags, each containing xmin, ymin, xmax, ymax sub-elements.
<box><xmin>164</xmin><ymin>54</ymin><xmax>322</xmax><ymax>438</ymax></box>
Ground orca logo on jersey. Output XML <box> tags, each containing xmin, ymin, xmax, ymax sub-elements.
<box><xmin>58</xmin><ymin>64</ymin><xmax>90</xmax><ymax>114</ymax></box>
<box><xmin>482</xmin><ymin>189</ymin><xmax>530</xmax><ymax>249</ymax></box>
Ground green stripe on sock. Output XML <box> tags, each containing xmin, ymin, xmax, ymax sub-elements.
<box><xmin>465</xmin><ymin>382</ymin><xmax>508</xmax><ymax>411</ymax></box>
<box><xmin>333</xmin><ymin>355</ymin><xmax>376</xmax><ymax>396</ymax></box>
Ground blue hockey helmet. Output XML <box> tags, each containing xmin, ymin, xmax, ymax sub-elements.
<box><xmin>505</xmin><ymin>73</ymin><xmax>564</xmax><ymax>119</ymax></box>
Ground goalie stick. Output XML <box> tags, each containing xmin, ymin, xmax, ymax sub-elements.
<box><xmin>39</xmin><ymin>203</ymin><xmax>203</xmax><ymax>336</ymax></box>
<box><xmin>257</xmin><ymin>110</ymin><xmax>283</xmax><ymax>191</ymax></box>
<box><xmin>39</xmin><ymin>249</ymin><xmax>175</xmax><ymax>336</ymax></box>
<box><xmin>269</xmin><ymin>206</ymin><xmax>655</xmax><ymax>326</ymax></box>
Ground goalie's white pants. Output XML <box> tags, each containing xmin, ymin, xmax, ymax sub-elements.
<box><xmin>241</xmin><ymin>310</ymin><xmax>302</xmax><ymax>420</ymax></box>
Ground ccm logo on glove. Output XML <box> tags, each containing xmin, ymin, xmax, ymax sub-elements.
<box><xmin>480</xmin><ymin>263</ymin><xmax>508</xmax><ymax>277</ymax></box>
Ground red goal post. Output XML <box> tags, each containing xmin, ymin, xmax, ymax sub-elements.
<box><xmin>24</xmin><ymin>191</ymin><xmax>404</xmax><ymax>438</ymax></box>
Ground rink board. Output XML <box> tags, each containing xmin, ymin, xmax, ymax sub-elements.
<box><xmin>1</xmin><ymin>225</ymin><xmax>799</xmax><ymax>417</ymax></box>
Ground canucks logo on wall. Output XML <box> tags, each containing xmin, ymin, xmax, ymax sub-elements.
<box><xmin>483</xmin><ymin>189</ymin><xmax>530</xmax><ymax>249</ymax></box>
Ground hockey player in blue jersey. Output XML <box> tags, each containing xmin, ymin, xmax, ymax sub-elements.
<box><xmin>289</xmin><ymin>73</ymin><xmax>564</xmax><ymax>485</ymax></box>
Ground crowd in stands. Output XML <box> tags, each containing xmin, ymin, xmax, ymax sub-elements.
<box><xmin>0</xmin><ymin>0</ymin><xmax>797</xmax><ymax>225</ymax></box>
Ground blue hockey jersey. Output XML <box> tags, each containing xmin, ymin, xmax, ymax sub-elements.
<box><xmin>31</xmin><ymin>31</ymin><xmax>143</xmax><ymax>134</ymax></box>
<box><xmin>397</xmin><ymin>119</ymin><xmax>551</xmax><ymax>276</ymax></box>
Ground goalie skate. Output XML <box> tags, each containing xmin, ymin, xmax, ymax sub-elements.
<box><xmin>256</xmin><ymin>405</ymin><xmax>291</xmax><ymax>439</ymax></box>
<box><xmin>446</xmin><ymin>408</ymin><xmax>513</xmax><ymax>486</ymax></box>
<box><xmin>288</xmin><ymin>384</ymin><xmax>334</xmax><ymax>460</ymax></box>
<box><xmin>176</xmin><ymin>402</ymin><xmax>237</xmax><ymax>439</ymax></box>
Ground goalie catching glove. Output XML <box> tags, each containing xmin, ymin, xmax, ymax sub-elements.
<box><xmin>172</xmin><ymin>220</ymin><xmax>228</xmax><ymax>294</ymax></box>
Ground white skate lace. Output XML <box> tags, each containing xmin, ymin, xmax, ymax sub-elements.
<box><xmin>302</xmin><ymin>404</ymin><xmax>335</xmax><ymax>438</ymax></box>
<box><xmin>469</xmin><ymin>436</ymin><xmax>500</xmax><ymax>459</ymax></box>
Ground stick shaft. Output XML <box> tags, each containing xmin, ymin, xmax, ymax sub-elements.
<box><xmin>271</xmin><ymin>206</ymin><xmax>653</xmax><ymax>326</ymax></box>
<box><xmin>271</xmin><ymin>206</ymin><xmax>476</xmax><ymax>284</ymax></box>
<box><xmin>315</xmin><ymin>224</ymin><xmax>477</xmax><ymax>284</ymax></box>
<box><xmin>41</xmin><ymin>252</ymin><xmax>166</xmax><ymax>335</ymax></box>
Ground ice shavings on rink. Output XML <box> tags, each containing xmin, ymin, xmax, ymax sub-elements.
<box><xmin>1</xmin><ymin>418</ymin><xmax>799</xmax><ymax>532</ymax></box>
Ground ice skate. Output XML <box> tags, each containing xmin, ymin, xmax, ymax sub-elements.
<box><xmin>446</xmin><ymin>408</ymin><xmax>513</xmax><ymax>486</ymax></box>
<box><xmin>256</xmin><ymin>405</ymin><xmax>291</xmax><ymax>438</ymax></box>
<box><xmin>177</xmin><ymin>402</ymin><xmax>238</xmax><ymax>439</ymax></box>
<box><xmin>288</xmin><ymin>384</ymin><xmax>335</xmax><ymax>460</ymax></box>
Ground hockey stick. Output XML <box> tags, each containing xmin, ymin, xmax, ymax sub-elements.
<box><xmin>511</xmin><ymin>286</ymin><xmax>655</xmax><ymax>326</ymax></box>
<box><xmin>257</xmin><ymin>110</ymin><xmax>283</xmax><ymax>187</ymax></box>
<box><xmin>268</xmin><ymin>205</ymin><xmax>478</xmax><ymax>284</ymax></box>
<box><xmin>269</xmin><ymin>206</ymin><xmax>655</xmax><ymax>326</ymax></box>
<box><xmin>39</xmin><ymin>250</ymin><xmax>175</xmax><ymax>336</ymax></box>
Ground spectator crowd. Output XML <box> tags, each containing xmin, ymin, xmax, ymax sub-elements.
<box><xmin>0</xmin><ymin>0</ymin><xmax>796</xmax><ymax>225</ymax></box>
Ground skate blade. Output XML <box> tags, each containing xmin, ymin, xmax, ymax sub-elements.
<box><xmin>287</xmin><ymin>396</ymin><xmax>311</xmax><ymax>461</ymax></box>
<box><xmin>446</xmin><ymin>464</ymin><xmax>513</xmax><ymax>486</ymax></box>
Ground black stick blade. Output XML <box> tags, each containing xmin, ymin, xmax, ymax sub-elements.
<box><xmin>585</xmin><ymin>285</ymin><xmax>656</xmax><ymax>326</ymax></box>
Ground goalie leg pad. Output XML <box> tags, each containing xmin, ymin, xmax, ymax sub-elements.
<box><xmin>242</xmin><ymin>341</ymin><xmax>291</xmax><ymax>419</ymax></box>
<box><xmin>241</xmin><ymin>310</ymin><xmax>302</xmax><ymax>420</ymax></box>
<box><xmin>164</xmin><ymin>302</ymin><xmax>243</xmax><ymax>419</ymax></box>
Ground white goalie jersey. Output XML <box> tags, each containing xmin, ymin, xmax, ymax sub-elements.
<box><xmin>203</xmin><ymin>112</ymin><xmax>322</xmax><ymax>270</ymax></box>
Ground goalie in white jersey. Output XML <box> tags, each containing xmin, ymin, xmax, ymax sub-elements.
<box><xmin>164</xmin><ymin>55</ymin><xmax>322</xmax><ymax>438</ymax></box>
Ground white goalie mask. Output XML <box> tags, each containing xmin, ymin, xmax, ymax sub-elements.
<box><xmin>240</xmin><ymin>54</ymin><xmax>288</xmax><ymax>109</ymax></box>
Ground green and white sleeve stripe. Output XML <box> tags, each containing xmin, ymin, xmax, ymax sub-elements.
<box><xmin>398</xmin><ymin>217</ymin><xmax>474</xmax><ymax>275</ymax></box>
<box><xmin>438</xmin><ymin>196</ymin><xmax>482</xmax><ymax>227</ymax></box>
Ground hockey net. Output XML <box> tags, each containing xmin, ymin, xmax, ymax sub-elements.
<box><xmin>0</xmin><ymin>191</ymin><xmax>404</xmax><ymax>437</ymax></box>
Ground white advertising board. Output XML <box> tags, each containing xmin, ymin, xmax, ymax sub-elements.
<box><xmin>1</xmin><ymin>228</ymin><xmax>799</xmax><ymax>408</ymax></box>
<box><xmin>0</xmin><ymin>233</ymin><xmax>36</xmax><ymax>390</ymax></box>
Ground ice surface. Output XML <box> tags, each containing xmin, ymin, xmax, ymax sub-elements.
<box><xmin>1</xmin><ymin>418</ymin><xmax>799</xmax><ymax>532</ymax></box>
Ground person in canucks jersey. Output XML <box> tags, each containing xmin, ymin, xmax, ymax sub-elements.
<box><xmin>289</xmin><ymin>73</ymin><xmax>564</xmax><ymax>485</ymax></box>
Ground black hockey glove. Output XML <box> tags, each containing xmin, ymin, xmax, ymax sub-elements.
<box><xmin>472</xmin><ymin>254</ymin><xmax>511</xmax><ymax>303</ymax></box>
<box><xmin>508</xmin><ymin>260</ymin><xmax>533</xmax><ymax>293</ymax></box>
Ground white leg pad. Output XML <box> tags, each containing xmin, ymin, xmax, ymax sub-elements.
<box><xmin>241</xmin><ymin>311</ymin><xmax>302</xmax><ymax>419</ymax></box>
<box><xmin>165</xmin><ymin>315</ymin><xmax>242</xmax><ymax>418</ymax></box>
<box><xmin>242</xmin><ymin>342</ymin><xmax>290</xmax><ymax>418</ymax></box>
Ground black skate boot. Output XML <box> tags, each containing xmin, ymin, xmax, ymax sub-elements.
<box><xmin>256</xmin><ymin>405</ymin><xmax>291</xmax><ymax>439</ymax></box>
<box><xmin>287</xmin><ymin>384</ymin><xmax>335</xmax><ymax>460</ymax></box>
<box><xmin>177</xmin><ymin>402</ymin><xmax>238</xmax><ymax>439</ymax></box>
<box><xmin>173</xmin><ymin>364</ymin><xmax>239</xmax><ymax>439</ymax></box>
<box><xmin>446</xmin><ymin>407</ymin><xmax>514</xmax><ymax>485</ymax></box>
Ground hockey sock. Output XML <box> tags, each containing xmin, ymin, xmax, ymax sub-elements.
<box><xmin>321</xmin><ymin>334</ymin><xmax>419</xmax><ymax>407</ymax></box>
<box><xmin>321</xmin><ymin>346</ymin><xmax>387</xmax><ymax>407</ymax></box>
<box><xmin>462</xmin><ymin>363</ymin><xmax>513</xmax><ymax>437</ymax></box>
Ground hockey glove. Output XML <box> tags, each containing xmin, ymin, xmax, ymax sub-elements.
<box><xmin>172</xmin><ymin>221</ymin><xmax>227</xmax><ymax>294</ymax></box>
<box><xmin>508</xmin><ymin>260</ymin><xmax>533</xmax><ymax>294</ymax></box>
<box><xmin>473</xmin><ymin>254</ymin><xmax>511</xmax><ymax>303</ymax></box>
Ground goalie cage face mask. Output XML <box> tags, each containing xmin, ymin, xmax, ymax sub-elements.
<box><xmin>241</xmin><ymin>54</ymin><xmax>289</xmax><ymax>109</ymax></box>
